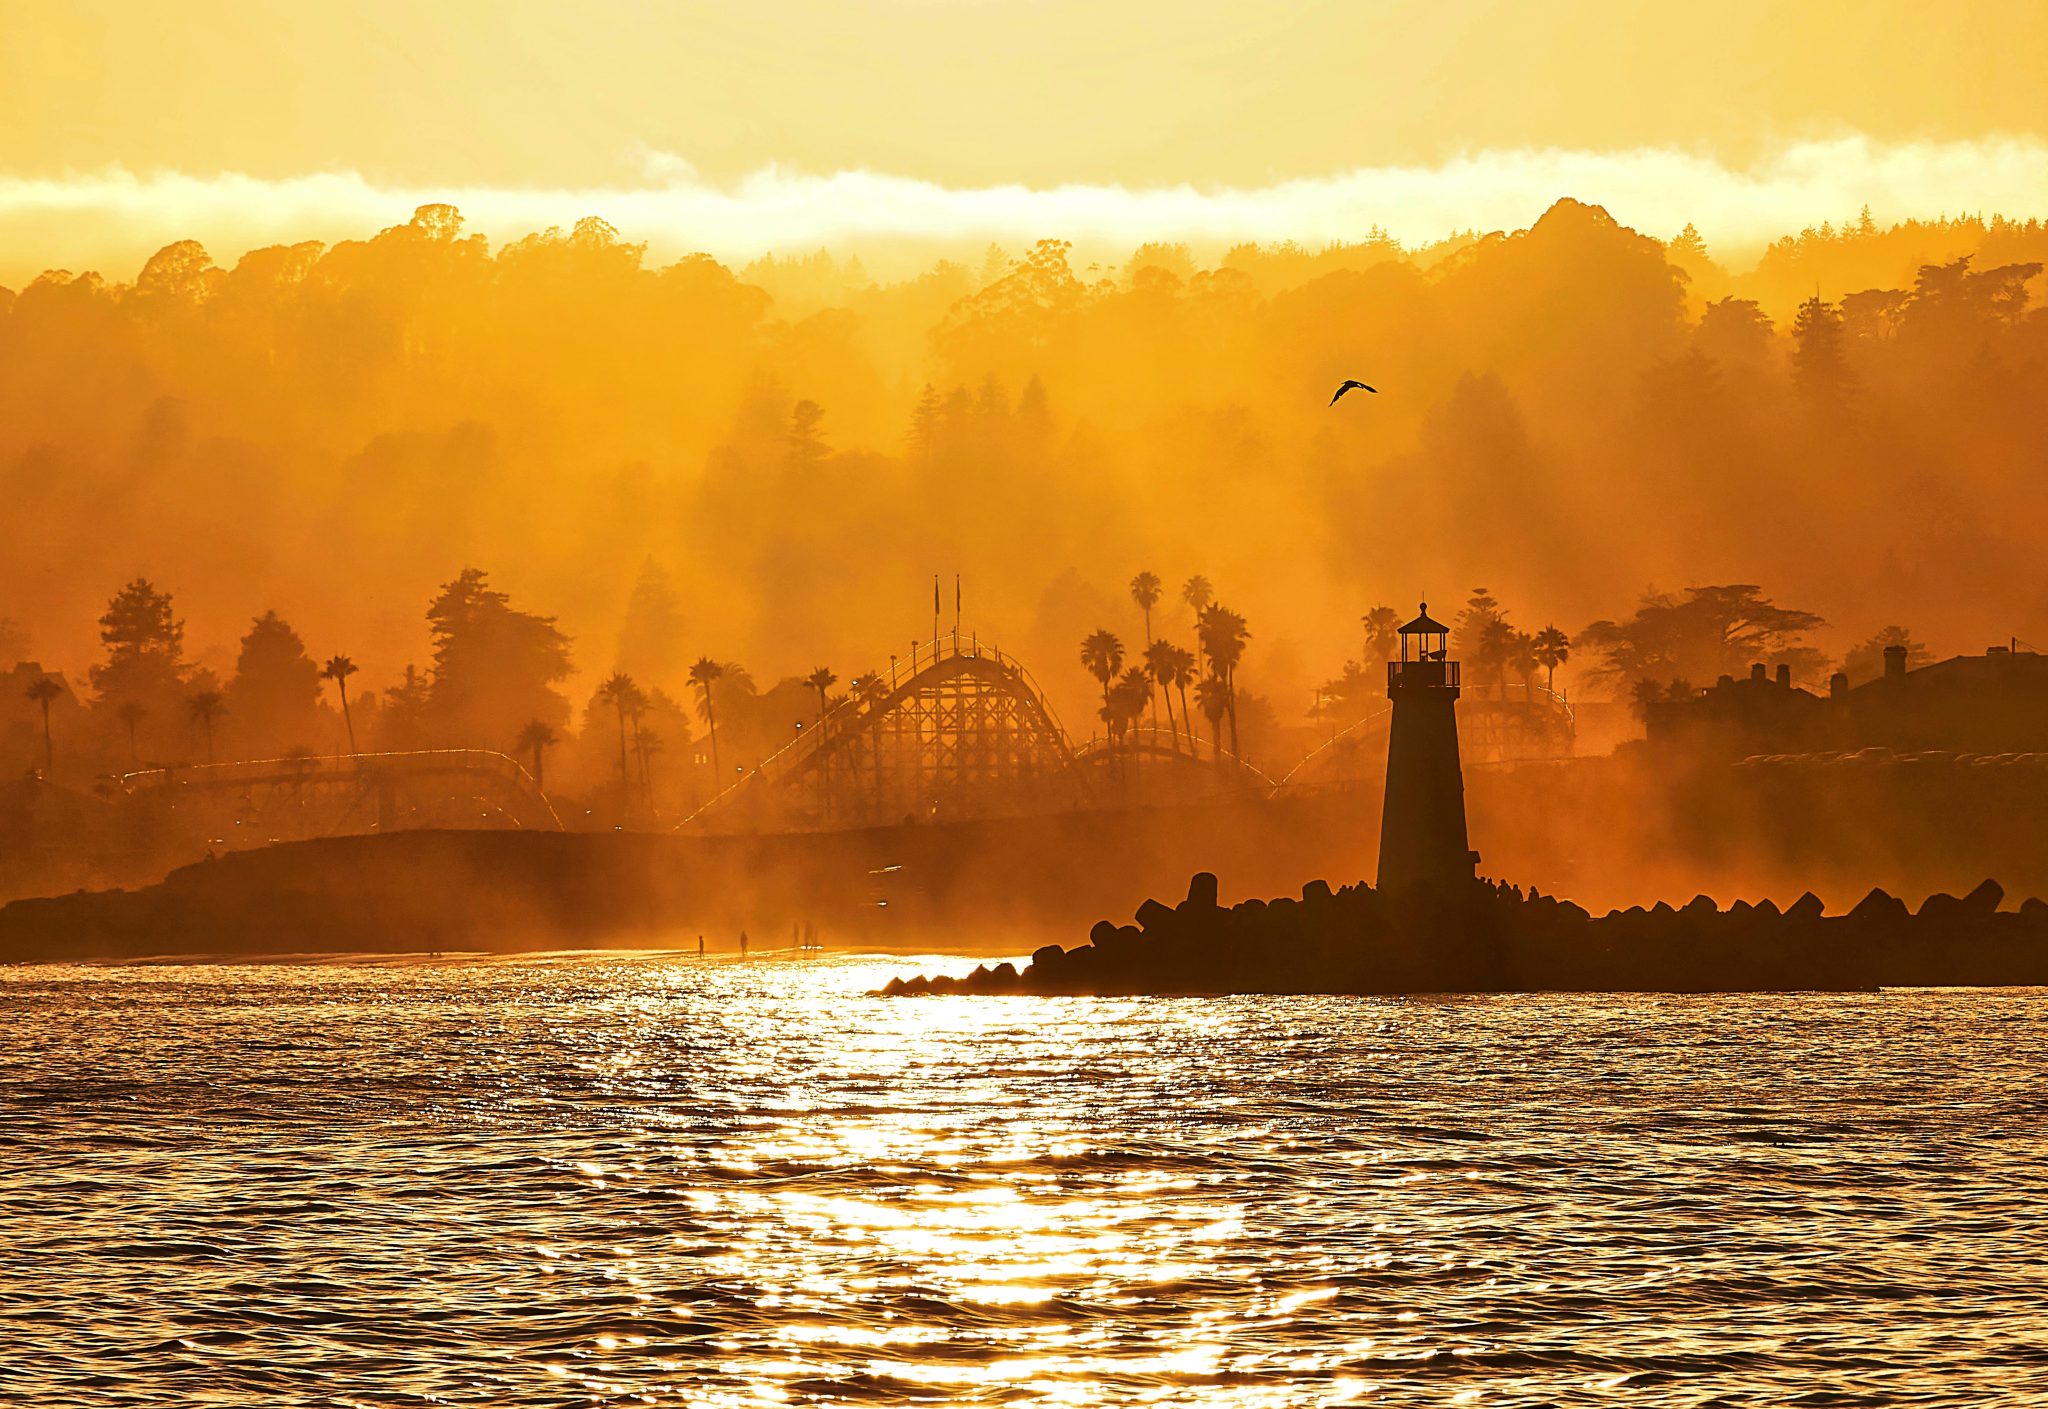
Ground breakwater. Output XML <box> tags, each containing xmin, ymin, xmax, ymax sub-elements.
<box><xmin>884</xmin><ymin>871</ymin><xmax>2048</xmax><ymax>995</ymax></box>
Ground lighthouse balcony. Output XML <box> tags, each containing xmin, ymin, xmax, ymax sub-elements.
<box><xmin>1388</xmin><ymin>658</ymin><xmax>1459</xmax><ymax>690</ymax></box>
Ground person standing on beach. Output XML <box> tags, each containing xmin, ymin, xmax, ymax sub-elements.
<box><xmin>739</xmin><ymin>930</ymin><xmax>749</xmax><ymax>956</ymax></box>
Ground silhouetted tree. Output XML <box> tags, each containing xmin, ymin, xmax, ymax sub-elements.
<box><xmin>379</xmin><ymin>667</ymin><xmax>431</xmax><ymax>751</ymax></box>
<box><xmin>806</xmin><ymin>666</ymin><xmax>837</xmax><ymax>719</ymax></box>
<box><xmin>1195</xmin><ymin>675</ymin><xmax>1229</xmax><ymax>758</ymax></box>
<box><xmin>116</xmin><ymin>701</ymin><xmax>147</xmax><ymax>764</ymax></box>
<box><xmin>1792</xmin><ymin>295</ymin><xmax>1854</xmax><ymax>412</ymax></box>
<box><xmin>1454</xmin><ymin>588</ymin><xmax>1506</xmax><ymax>687</ymax></box>
<box><xmin>92</xmin><ymin>580</ymin><xmax>186</xmax><ymax>759</ymax></box>
<box><xmin>1108</xmin><ymin>668</ymin><xmax>1151</xmax><ymax>748</ymax></box>
<box><xmin>1180</xmin><ymin>575</ymin><xmax>1213</xmax><ymax>671</ymax></box>
<box><xmin>1196</xmin><ymin>604</ymin><xmax>1249</xmax><ymax>755</ymax></box>
<box><xmin>24</xmin><ymin>674</ymin><xmax>61</xmax><ymax>771</ymax></box>
<box><xmin>187</xmin><ymin>689</ymin><xmax>225</xmax><ymax>764</ymax></box>
<box><xmin>1531</xmin><ymin>625</ymin><xmax>1571</xmax><ymax>695</ymax></box>
<box><xmin>1166</xmin><ymin>645</ymin><xmax>1197</xmax><ymax>756</ymax></box>
<box><xmin>1130</xmin><ymin>569</ymin><xmax>1163</xmax><ymax>724</ymax></box>
<box><xmin>1579</xmin><ymin>586</ymin><xmax>1826</xmax><ymax>692</ymax></box>
<box><xmin>1362</xmin><ymin>606</ymin><xmax>1401</xmax><ymax>663</ymax></box>
<box><xmin>688</xmin><ymin>657</ymin><xmax>725</xmax><ymax>782</ymax></box>
<box><xmin>226</xmin><ymin>610</ymin><xmax>321</xmax><ymax>757</ymax></box>
<box><xmin>596</xmin><ymin>672</ymin><xmax>643</xmax><ymax>802</ymax></box>
<box><xmin>1079</xmin><ymin>630</ymin><xmax>1124</xmax><ymax>744</ymax></box>
<box><xmin>1143</xmin><ymin>639</ymin><xmax>1181</xmax><ymax>751</ymax></box>
<box><xmin>322</xmin><ymin>655</ymin><xmax>359</xmax><ymax>754</ymax></box>
<box><xmin>423</xmin><ymin>568</ymin><xmax>573</xmax><ymax>746</ymax></box>
<box><xmin>515</xmin><ymin>720</ymin><xmax>558</xmax><ymax>792</ymax></box>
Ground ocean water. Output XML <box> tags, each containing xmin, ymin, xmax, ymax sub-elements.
<box><xmin>3</xmin><ymin>952</ymin><xmax>2046</xmax><ymax>1407</ymax></box>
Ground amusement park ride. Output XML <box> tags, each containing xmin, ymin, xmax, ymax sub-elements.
<box><xmin>108</xmin><ymin>631</ymin><xmax>1572</xmax><ymax>848</ymax></box>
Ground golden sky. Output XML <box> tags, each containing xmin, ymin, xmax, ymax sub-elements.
<box><xmin>3</xmin><ymin>0</ymin><xmax>2047</xmax><ymax>276</ymax></box>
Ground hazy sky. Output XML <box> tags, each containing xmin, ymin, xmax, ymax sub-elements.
<box><xmin>4</xmin><ymin>0</ymin><xmax>2047</xmax><ymax>276</ymax></box>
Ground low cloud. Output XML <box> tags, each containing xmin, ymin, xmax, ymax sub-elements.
<box><xmin>4</xmin><ymin>134</ymin><xmax>2047</xmax><ymax>282</ymax></box>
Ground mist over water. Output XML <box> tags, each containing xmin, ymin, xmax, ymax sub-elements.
<box><xmin>5</xmin><ymin>952</ymin><xmax>2047</xmax><ymax>1405</ymax></box>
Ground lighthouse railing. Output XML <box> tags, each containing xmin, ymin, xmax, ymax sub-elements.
<box><xmin>1387</xmin><ymin>658</ymin><xmax>1459</xmax><ymax>690</ymax></box>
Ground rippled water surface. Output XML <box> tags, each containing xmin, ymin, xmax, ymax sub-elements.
<box><xmin>4</xmin><ymin>953</ymin><xmax>2048</xmax><ymax>1406</ymax></box>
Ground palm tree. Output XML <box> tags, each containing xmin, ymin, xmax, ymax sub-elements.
<box><xmin>1143</xmin><ymin>639</ymin><xmax>1180</xmax><ymax>750</ymax></box>
<box><xmin>852</xmin><ymin>672</ymin><xmax>890</xmax><ymax>800</ymax></box>
<box><xmin>188</xmin><ymin>689</ymin><xmax>225</xmax><ymax>764</ymax></box>
<box><xmin>596</xmin><ymin>671</ymin><xmax>641</xmax><ymax>801</ymax></box>
<box><xmin>1362</xmin><ymin>606</ymin><xmax>1401</xmax><ymax>663</ymax></box>
<box><xmin>1078</xmin><ymin>630</ymin><xmax>1124</xmax><ymax>745</ymax></box>
<box><xmin>1129</xmin><ymin>570</ymin><xmax>1163</xmax><ymax>727</ymax></box>
<box><xmin>24</xmin><ymin>675</ymin><xmax>61</xmax><ymax>772</ymax></box>
<box><xmin>1531</xmin><ymin>625</ymin><xmax>1571</xmax><ymax>696</ymax></box>
<box><xmin>116</xmin><ymin>702</ymin><xmax>147</xmax><ymax>764</ymax></box>
<box><xmin>1477</xmin><ymin>617</ymin><xmax>1517</xmax><ymax>698</ymax></box>
<box><xmin>1112</xmin><ymin>668</ymin><xmax>1150</xmax><ymax>739</ymax></box>
<box><xmin>806</xmin><ymin>666</ymin><xmax>837</xmax><ymax>720</ymax></box>
<box><xmin>1167</xmin><ymin>645</ymin><xmax>1197</xmax><ymax>754</ymax></box>
<box><xmin>1130</xmin><ymin>570</ymin><xmax>1162</xmax><ymax>641</ymax></box>
<box><xmin>321</xmin><ymin>655</ymin><xmax>360</xmax><ymax>754</ymax></box>
<box><xmin>637</xmin><ymin>729</ymin><xmax>665</xmax><ymax>815</ymax></box>
<box><xmin>1180</xmin><ymin>574</ymin><xmax>1213</xmax><ymax>673</ymax></box>
<box><xmin>515</xmin><ymin>720</ymin><xmax>558</xmax><ymax>792</ymax></box>
<box><xmin>1197</xmin><ymin>603</ymin><xmax>1250</xmax><ymax>756</ymax></box>
<box><xmin>1508</xmin><ymin>629</ymin><xmax>1539</xmax><ymax>700</ymax></box>
<box><xmin>688</xmin><ymin>657</ymin><xmax>725</xmax><ymax>782</ymax></box>
<box><xmin>1195</xmin><ymin>675</ymin><xmax>1229</xmax><ymax>758</ymax></box>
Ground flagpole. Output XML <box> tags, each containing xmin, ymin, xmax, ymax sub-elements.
<box><xmin>954</xmin><ymin>572</ymin><xmax>962</xmax><ymax>639</ymax></box>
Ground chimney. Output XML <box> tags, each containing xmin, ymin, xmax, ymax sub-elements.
<box><xmin>1830</xmin><ymin>671</ymin><xmax>1849</xmax><ymax>698</ymax></box>
<box><xmin>1883</xmin><ymin>644</ymin><xmax>1907</xmax><ymax>683</ymax></box>
<box><xmin>1775</xmin><ymin>663</ymin><xmax>1792</xmax><ymax>687</ymax></box>
<box><xmin>1750</xmin><ymin>663</ymin><xmax>1767</xmax><ymax>682</ymax></box>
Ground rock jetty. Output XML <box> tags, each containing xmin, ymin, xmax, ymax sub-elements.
<box><xmin>882</xmin><ymin>872</ymin><xmax>2048</xmax><ymax>995</ymax></box>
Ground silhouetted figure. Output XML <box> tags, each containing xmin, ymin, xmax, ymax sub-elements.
<box><xmin>739</xmin><ymin>929</ymin><xmax>749</xmax><ymax>956</ymax></box>
<box><xmin>697</xmin><ymin>934</ymin><xmax>704</xmax><ymax>957</ymax></box>
<box><xmin>1329</xmin><ymin>379</ymin><xmax>1378</xmax><ymax>404</ymax></box>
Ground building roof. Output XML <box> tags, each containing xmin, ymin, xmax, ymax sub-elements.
<box><xmin>1399</xmin><ymin>603</ymin><xmax>1450</xmax><ymax>635</ymax></box>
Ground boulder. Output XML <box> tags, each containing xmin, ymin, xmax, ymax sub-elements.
<box><xmin>1786</xmin><ymin>892</ymin><xmax>1825</xmax><ymax>921</ymax></box>
<box><xmin>1916</xmin><ymin>893</ymin><xmax>1964</xmax><ymax>923</ymax></box>
<box><xmin>1135</xmin><ymin>898</ymin><xmax>1176</xmax><ymax>932</ymax></box>
<box><xmin>1849</xmin><ymin>888</ymin><xmax>1909</xmax><ymax>924</ymax></box>
<box><xmin>1186</xmin><ymin>872</ymin><xmax>1219</xmax><ymax>908</ymax></box>
<box><xmin>1962</xmin><ymin>879</ymin><xmax>2005</xmax><ymax>916</ymax></box>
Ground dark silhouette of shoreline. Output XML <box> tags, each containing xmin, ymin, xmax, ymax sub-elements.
<box><xmin>882</xmin><ymin>871</ymin><xmax>2048</xmax><ymax>996</ymax></box>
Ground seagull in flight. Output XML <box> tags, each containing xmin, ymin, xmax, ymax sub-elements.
<box><xmin>1329</xmin><ymin>379</ymin><xmax>1378</xmax><ymax>405</ymax></box>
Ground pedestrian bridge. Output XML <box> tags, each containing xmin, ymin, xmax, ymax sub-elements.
<box><xmin>117</xmin><ymin>748</ymin><xmax>562</xmax><ymax>844</ymax></box>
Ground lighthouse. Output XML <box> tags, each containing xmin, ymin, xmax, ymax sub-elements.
<box><xmin>1377</xmin><ymin>603</ymin><xmax>1477</xmax><ymax>893</ymax></box>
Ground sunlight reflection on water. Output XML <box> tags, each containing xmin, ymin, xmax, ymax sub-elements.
<box><xmin>3</xmin><ymin>952</ymin><xmax>2046</xmax><ymax>1406</ymax></box>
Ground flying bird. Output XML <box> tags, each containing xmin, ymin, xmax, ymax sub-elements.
<box><xmin>1329</xmin><ymin>379</ymin><xmax>1378</xmax><ymax>405</ymax></box>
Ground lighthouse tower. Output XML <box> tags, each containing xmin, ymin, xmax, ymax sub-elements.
<box><xmin>1377</xmin><ymin>603</ymin><xmax>1477</xmax><ymax>893</ymax></box>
